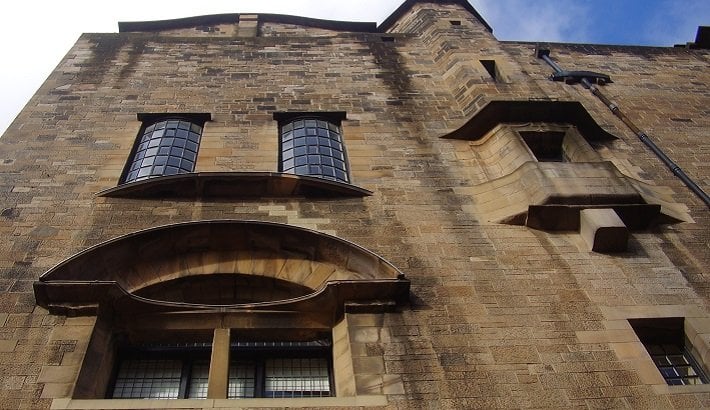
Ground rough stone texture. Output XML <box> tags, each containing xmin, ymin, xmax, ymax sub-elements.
<box><xmin>0</xmin><ymin>1</ymin><xmax>709</xmax><ymax>409</ymax></box>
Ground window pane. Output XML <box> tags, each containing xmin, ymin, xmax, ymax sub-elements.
<box><xmin>279</xmin><ymin>117</ymin><xmax>349</xmax><ymax>183</ymax></box>
<box><xmin>123</xmin><ymin>118</ymin><xmax>203</xmax><ymax>183</ymax></box>
<box><xmin>187</xmin><ymin>360</ymin><xmax>210</xmax><ymax>399</ymax></box>
<box><xmin>112</xmin><ymin>359</ymin><xmax>182</xmax><ymax>399</ymax></box>
<box><xmin>264</xmin><ymin>357</ymin><xmax>331</xmax><ymax>398</ymax></box>
<box><xmin>228</xmin><ymin>361</ymin><xmax>256</xmax><ymax>398</ymax></box>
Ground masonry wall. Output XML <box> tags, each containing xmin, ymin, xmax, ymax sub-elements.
<box><xmin>0</xmin><ymin>2</ymin><xmax>709</xmax><ymax>409</ymax></box>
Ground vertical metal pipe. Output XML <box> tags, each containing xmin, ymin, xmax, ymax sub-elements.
<box><xmin>540</xmin><ymin>54</ymin><xmax>564</xmax><ymax>74</ymax></box>
<box><xmin>537</xmin><ymin>50</ymin><xmax>710</xmax><ymax>208</ymax></box>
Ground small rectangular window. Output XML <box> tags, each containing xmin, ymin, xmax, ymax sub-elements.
<box><xmin>480</xmin><ymin>60</ymin><xmax>498</xmax><ymax>81</ymax></box>
<box><xmin>519</xmin><ymin>131</ymin><xmax>566</xmax><ymax>162</ymax></box>
<box><xmin>630</xmin><ymin>318</ymin><xmax>708</xmax><ymax>386</ymax></box>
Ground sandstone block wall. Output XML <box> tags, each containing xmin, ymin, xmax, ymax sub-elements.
<box><xmin>0</xmin><ymin>1</ymin><xmax>708</xmax><ymax>408</ymax></box>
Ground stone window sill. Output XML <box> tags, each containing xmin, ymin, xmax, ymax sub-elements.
<box><xmin>97</xmin><ymin>172</ymin><xmax>372</xmax><ymax>199</ymax></box>
<box><xmin>51</xmin><ymin>395</ymin><xmax>387</xmax><ymax>409</ymax></box>
<box><xmin>651</xmin><ymin>383</ymin><xmax>710</xmax><ymax>394</ymax></box>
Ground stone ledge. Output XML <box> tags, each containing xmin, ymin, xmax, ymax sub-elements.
<box><xmin>50</xmin><ymin>395</ymin><xmax>388</xmax><ymax>409</ymax></box>
<box><xmin>580</xmin><ymin>208</ymin><xmax>628</xmax><ymax>252</ymax></box>
<box><xmin>97</xmin><ymin>172</ymin><xmax>372</xmax><ymax>199</ymax></box>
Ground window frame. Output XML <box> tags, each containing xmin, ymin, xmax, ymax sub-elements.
<box><xmin>107</xmin><ymin>336</ymin><xmax>335</xmax><ymax>400</ymax></box>
<box><xmin>629</xmin><ymin>317</ymin><xmax>709</xmax><ymax>386</ymax></box>
<box><xmin>228</xmin><ymin>340</ymin><xmax>335</xmax><ymax>399</ymax></box>
<box><xmin>108</xmin><ymin>344</ymin><xmax>212</xmax><ymax>399</ymax></box>
<box><xmin>119</xmin><ymin>113</ymin><xmax>210</xmax><ymax>184</ymax></box>
<box><xmin>274</xmin><ymin>112</ymin><xmax>350</xmax><ymax>184</ymax></box>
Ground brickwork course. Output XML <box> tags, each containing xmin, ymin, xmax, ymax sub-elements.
<box><xmin>0</xmin><ymin>0</ymin><xmax>709</xmax><ymax>409</ymax></box>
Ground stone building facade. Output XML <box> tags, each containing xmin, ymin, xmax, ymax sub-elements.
<box><xmin>1</xmin><ymin>0</ymin><xmax>709</xmax><ymax>408</ymax></box>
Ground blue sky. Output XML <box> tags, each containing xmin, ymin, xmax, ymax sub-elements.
<box><xmin>0</xmin><ymin>0</ymin><xmax>707</xmax><ymax>135</ymax></box>
<box><xmin>478</xmin><ymin>0</ymin><xmax>708</xmax><ymax>46</ymax></box>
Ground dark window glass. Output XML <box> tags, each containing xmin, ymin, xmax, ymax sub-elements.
<box><xmin>228</xmin><ymin>361</ymin><xmax>257</xmax><ymax>398</ymax></box>
<box><xmin>123</xmin><ymin>119</ymin><xmax>203</xmax><ymax>183</ymax></box>
<box><xmin>279</xmin><ymin>117</ymin><xmax>349</xmax><ymax>183</ymax></box>
<box><xmin>294</xmin><ymin>147</ymin><xmax>307</xmax><ymax>157</ymax></box>
<box><xmin>185</xmin><ymin>151</ymin><xmax>197</xmax><ymax>162</ymax></box>
<box><xmin>519</xmin><ymin>131</ymin><xmax>565</xmax><ymax>162</ymax></box>
<box><xmin>630</xmin><ymin>318</ymin><xmax>708</xmax><ymax>386</ymax></box>
<box><xmin>645</xmin><ymin>343</ymin><xmax>707</xmax><ymax>385</ymax></box>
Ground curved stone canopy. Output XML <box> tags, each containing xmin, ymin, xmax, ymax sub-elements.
<box><xmin>441</xmin><ymin>100</ymin><xmax>618</xmax><ymax>142</ymax></box>
<box><xmin>34</xmin><ymin>221</ymin><xmax>409</xmax><ymax>317</ymax></box>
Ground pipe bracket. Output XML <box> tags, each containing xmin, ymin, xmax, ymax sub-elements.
<box><xmin>550</xmin><ymin>70</ymin><xmax>612</xmax><ymax>85</ymax></box>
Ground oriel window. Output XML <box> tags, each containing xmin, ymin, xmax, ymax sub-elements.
<box><xmin>122</xmin><ymin>114</ymin><xmax>210</xmax><ymax>183</ymax></box>
<box><xmin>277</xmin><ymin>112</ymin><xmax>350</xmax><ymax>184</ymax></box>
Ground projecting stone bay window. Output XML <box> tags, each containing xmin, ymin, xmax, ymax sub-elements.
<box><xmin>441</xmin><ymin>100</ymin><xmax>693</xmax><ymax>251</ymax></box>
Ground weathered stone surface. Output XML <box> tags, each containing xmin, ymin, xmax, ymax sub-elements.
<box><xmin>0</xmin><ymin>1</ymin><xmax>708</xmax><ymax>409</ymax></box>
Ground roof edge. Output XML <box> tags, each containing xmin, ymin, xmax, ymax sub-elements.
<box><xmin>119</xmin><ymin>13</ymin><xmax>238</xmax><ymax>32</ymax></box>
<box><xmin>379</xmin><ymin>0</ymin><xmax>492</xmax><ymax>33</ymax></box>
<box><xmin>119</xmin><ymin>13</ymin><xmax>378</xmax><ymax>33</ymax></box>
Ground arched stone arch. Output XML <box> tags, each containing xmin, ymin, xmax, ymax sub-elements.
<box><xmin>34</xmin><ymin>220</ymin><xmax>409</xmax><ymax>317</ymax></box>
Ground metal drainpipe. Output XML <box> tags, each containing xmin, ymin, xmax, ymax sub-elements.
<box><xmin>536</xmin><ymin>49</ymin><xmax>710</xmax><ymax>209</ymax></box>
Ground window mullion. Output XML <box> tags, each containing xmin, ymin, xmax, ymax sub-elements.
<box><xmin>207</xmin><ymin>328</ymin><xmax>230</xmax><ymax>399</ymax></box>
<box><xmin>255</xmin><ymin>358</ymin><xmax>265</xmax><ymax>398</ymax></box>
<box><xmin>178</xmin><ymin>358</ymin><xmax>191</xmax><ymax>399</ymax></box>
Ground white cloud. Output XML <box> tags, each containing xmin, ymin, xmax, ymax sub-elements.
<box><xmin>472</xmin><ymin>0</ymin><xmax>592</xmax><ymax>42</ymax></box>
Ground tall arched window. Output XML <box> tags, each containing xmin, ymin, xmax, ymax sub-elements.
<box><xmin>123</xmin><ymin>115</ymin><xmax>207</xmax><ymax>183</ymax></box>
<box><xmin>278</xmin><ymin>113</ymin><xmax>350</xmax><ymax>184</ymax></box>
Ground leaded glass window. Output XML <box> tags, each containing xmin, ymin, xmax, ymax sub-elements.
<box><xmin>110</xmin><ymin>340</ymin><xmax>333</xmax><ymax>399</ymax></box>
<box><xmin>227</xmin><ymin>361</ymin><xmax>256</xmax><ymax>398</ymax></box>
<box><xmin>280</xmin><ymin>117</ymin><xmax>349</xmax><ymax>183</ymax></box>
<box><xmin>264</xmin><ymin>357</ymin><xmax>331</xmax><ymax>398</ymax></box>
<box><xmin>123</xmin><ymin>118</ymin><xmax>203</xmax><ymax>183</ymax></box>
<box><xmin>110</xmin><ymin>345</ymin><xmax>211</xmax><ymax>399</ymax></box>
<box><xmin>629</xmin><ymin>317</ymin><xmax>708</xmax><ymax>386</ymax></box>
<box><xmin>229</xmin><ymin>339</ymin><xmax>333</xmax><ymax>398</ymax></box>
<box><xmin>647</xmin><ymin>343</ymin><xmax>707</xmax><ymax>385</ymax></box>
<box><xmin>112</xmin><ymin>358</ymin><xmax>182</xmax><ymax>399</ymax></box>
